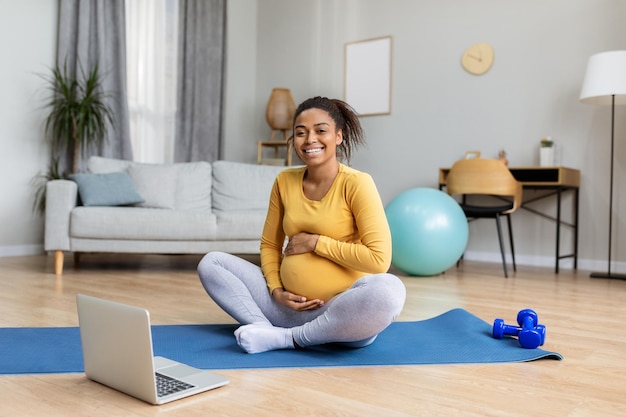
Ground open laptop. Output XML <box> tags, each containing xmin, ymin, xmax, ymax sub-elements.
<box><xmin>76</xmin><ymin>294</ymin><xmax>229</xmax><ymax>405</ymax></box>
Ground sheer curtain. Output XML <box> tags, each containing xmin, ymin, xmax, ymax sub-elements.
<box><xmin>125</xmin><ymin>0</ymin><xmax>178</xmax><ymax>163</ymax></box>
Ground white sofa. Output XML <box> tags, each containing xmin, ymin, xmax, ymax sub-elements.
<box><xmin>45</xmin><ymin>156</ymin><xmax>289</xmax><ymax>275</ymax></box>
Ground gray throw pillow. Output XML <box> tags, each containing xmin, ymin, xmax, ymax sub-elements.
<box><xmin>69</xmin><ymin>172</ymin><xmax>145</xmax><ymax>207</ymax></box>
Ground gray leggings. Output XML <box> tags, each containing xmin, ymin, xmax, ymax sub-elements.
<box><xmin>197</xmin><ymin>251</ymin><xmax>406</xmax><ymax>348</ymax></box>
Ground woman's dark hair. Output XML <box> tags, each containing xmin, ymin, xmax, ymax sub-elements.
<box><xmin>292</xmin><ymin>96</ymin><xmax>365</xmax><ymax>163</ymax></box>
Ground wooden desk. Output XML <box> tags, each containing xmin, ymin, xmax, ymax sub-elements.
<box><xmin>439</xmin><ymin>166</ymin><xmax>580</xmax><ymax>188</ymax></box>
<box><xmin>438</xmin><ymin>166</ymin><xmax>580</xmax><ymax>273</ymax></box>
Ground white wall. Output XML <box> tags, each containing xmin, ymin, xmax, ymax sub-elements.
<box><xmin>0</xmin><ymin>0</ymin><xmax>56</xmax><ymax>256</ymax></box>
<box><xmin>221</xmin><ymin>0</ymin><xmax>258</xmax><ymax>161</ymax></box>
<box><xmin>224</xmin><ymin>0</ymin><xmax>626</xmax><ymax>271</ymax></box>
<box><xmin>3</xmin><ymin>0</ymin><xmax>626</xmax><ymax>273</ymax></box>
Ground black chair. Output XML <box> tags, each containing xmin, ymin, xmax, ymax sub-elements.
<box><xmin>446</xmin><ymin>158</ymin><xmax>523</xmax><ymax>277</ymax></box>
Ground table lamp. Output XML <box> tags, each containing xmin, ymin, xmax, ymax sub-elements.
<box><xmin>580</xmin><ymin>50</ymin><xmax>626</xmax><ymax>279</ymax></box>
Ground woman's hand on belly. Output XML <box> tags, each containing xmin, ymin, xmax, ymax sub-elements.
<box><xmin>283</xmin><ymin>232</ymin><xmax>320</xmax><ymax>256</ymax></box>
<box><xmin>271</xmin><ymin>287</ymin><xmax>325</xmax><ymax>311</ymax></box>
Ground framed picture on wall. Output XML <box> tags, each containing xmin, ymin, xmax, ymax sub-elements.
<box><xmin>344</xmin><ymin>36</ymin><xmax>392</xmax><ymax>116</ymax></box>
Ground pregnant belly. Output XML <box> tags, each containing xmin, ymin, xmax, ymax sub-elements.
<box><xmin>280</xmin><ymin>253</ymin><xmax>362</xmax><ymax>301</ymax></box>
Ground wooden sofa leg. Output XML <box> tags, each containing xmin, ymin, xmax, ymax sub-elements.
<box><xmin>54</xmin><ymin>251</ymin><xmax>64</xmax><ymax>276</ymax></box>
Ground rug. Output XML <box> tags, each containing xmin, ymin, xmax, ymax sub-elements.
<box><xmin>0</xmin><ymin>308</ymin><xmax>562</xmax><ymax>375</ymax></box>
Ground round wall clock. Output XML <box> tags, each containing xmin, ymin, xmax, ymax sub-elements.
<box><xmin>461</xmin><ymin>43</ymin><xmax>494</xmax><ymax>75</ymax></box>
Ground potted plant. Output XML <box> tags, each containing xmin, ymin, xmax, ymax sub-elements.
<box><xmin>539</xmin><ymin>136</ymin><xmax>554</xmax><ymax>167</ymax></box>
<box><xmin>33</xmin><ymin>62</ymin><xmax>114</xmax><ymax>214</ymax></box>
<box><xmin>43</xmin><ymin>62</ymin><xmax>113</xmax><ymax>173</ymax></box>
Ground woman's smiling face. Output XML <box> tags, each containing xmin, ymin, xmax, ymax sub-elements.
<box><xmin>292</xmin><ymin>108</ymin><xmax>343</xmax><ymax>167</ymax></box>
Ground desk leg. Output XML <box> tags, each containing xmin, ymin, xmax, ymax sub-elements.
<box><xmin>555</xmin><ymin>187</ymin><xmax>579</xmax><ymax>272</ymax></box>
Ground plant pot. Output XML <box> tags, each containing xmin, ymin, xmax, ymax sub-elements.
<box><xmin>540</xmin><ymin>147</ymin><xmax>554</xmax><ymax>167</ymax></box>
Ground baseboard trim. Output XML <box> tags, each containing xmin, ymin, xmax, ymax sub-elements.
<box><xmin>0</xmin><ymin>244</ymin><xmax>44</xmax><ymax>257</ymax></box>
<box><xmin>1</xmin><ymin>246</ymin><xmax>624</xmax><ymax>274</ymax></box>
<box><xmin>462</xmin><ymin>250</ymin><xmax>626</xmax><ymax>274</ymax></box>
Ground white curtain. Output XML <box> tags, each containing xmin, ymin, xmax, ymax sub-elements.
<box><xmin>125</xmin><ymin>0</ymin><xmax>178</xmax><ymax>163</ymax></box>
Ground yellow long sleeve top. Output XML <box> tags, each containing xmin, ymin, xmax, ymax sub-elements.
<box><xmin>260</xmin><ymin>163</ymin><xmax>392</xmax><ymax>301</ymax></box>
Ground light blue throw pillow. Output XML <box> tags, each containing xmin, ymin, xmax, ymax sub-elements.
<box><xmin>69</xmin><ymin>172</ymin><xmax>145</xmax><ymax>207</ymax></box>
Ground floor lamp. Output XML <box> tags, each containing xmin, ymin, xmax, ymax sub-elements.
<box><xmin>580</xmin><ymin>50</ymin><xmax>626</xmax><ymax>279</ymax></box>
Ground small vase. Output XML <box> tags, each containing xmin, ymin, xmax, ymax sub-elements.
<box><xmin>266</xmin><ymin>88</ymin><xmax>296</xmax><ymax>132</ymax></box>
<box><xmin>540</xmin><ymin>147</ymin><xmax>554</xmax><ymax>167</ymax></box>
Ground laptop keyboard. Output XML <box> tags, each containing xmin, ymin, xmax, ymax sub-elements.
<box><xmin>156</xmin><ymin>372</ymin><xmax>195</xmax><ymax>397</ymax></box>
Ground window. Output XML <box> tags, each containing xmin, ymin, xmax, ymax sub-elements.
<box><xmin>125</xmin><ymin>0</ymin><xmax>178</xmax><ymax>163</ymax></box>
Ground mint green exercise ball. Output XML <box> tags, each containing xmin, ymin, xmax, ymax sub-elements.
<box><xmin>385</xmin><ymin>188</ymin><xmax>468</xmax><ymax>276</ymax></box>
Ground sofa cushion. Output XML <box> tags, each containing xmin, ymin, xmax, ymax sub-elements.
<box><xmin>87</xmin><ymin>156</ymin><xmax>212</xmax><ymax>212</ymax></box>
<box><xmin>174</xmin><ymin>161</ymin><xmax>212</xmax><ymax>212</ymax></box>
<box><xmin>214</xmin><ymin>210</ymin><xmax>267</xmax><ymax>240</ymax></box>
<box><xmin>71</xmin><ymin>206</ymin><xmax>217</xmax><ymax>240</ymax></box>
<box><xmin>68</xmin><ymin>172</ymin><xmax>145</xmax><ymax>207</ymax></box>
<box><xmin>212</xmin><ymin>161</ymin><xmax>288</xmax><ymax>211</ymax></box>
<box><xmin>128</xmin><ymin>164</ymin><xmax>177</xmax><ymax>209</ymax></box>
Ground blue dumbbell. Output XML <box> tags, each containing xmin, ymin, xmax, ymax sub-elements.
<box><xmin>492</xmin><ymin>309</ymin><xmax>546</xmax><ymax>349</ymax></box>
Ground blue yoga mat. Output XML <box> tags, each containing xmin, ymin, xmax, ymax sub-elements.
<box><xmin>0</xmin><ymin>309</ymin><xmax>562</xmax><ymax>375</ymax></box>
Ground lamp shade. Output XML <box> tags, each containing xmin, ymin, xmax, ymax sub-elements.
<box><xmin>266</xmin><ymin>88</ymin><xmax>296</xmax><ymax>130</ymax></box>
<box><xmin>580</xmin><ymin>50</ymin><xmax>626</xmax><ymax>105</ymax></box>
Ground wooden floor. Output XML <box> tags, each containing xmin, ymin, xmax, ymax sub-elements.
<box><xmin>1</xmin><ymin>254</ymin><xmax>625</xmax><ymax>416</ymax></box>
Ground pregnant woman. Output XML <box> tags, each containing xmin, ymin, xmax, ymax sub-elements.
<box><xmin>197</xmin><ymin>96</ymin><xmax>406</xmax><ymax>353</ymax></box>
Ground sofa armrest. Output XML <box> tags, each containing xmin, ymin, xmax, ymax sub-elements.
<box><xmin>44</xmin><ymin>179</ymin><xmax>78</xmax><ymax>252</ymax></box>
